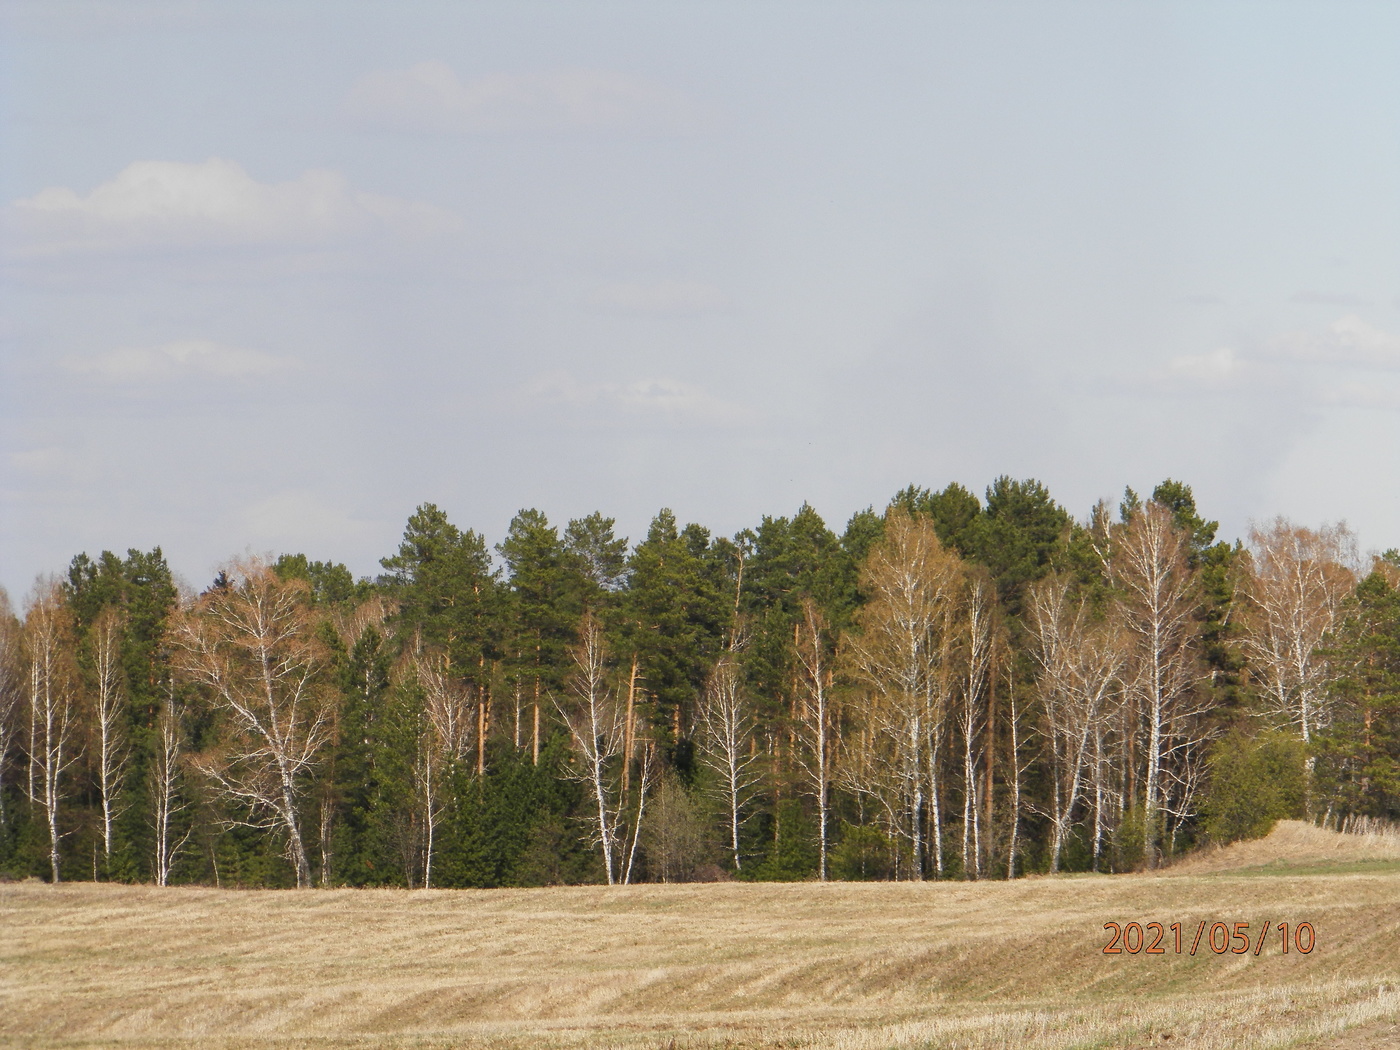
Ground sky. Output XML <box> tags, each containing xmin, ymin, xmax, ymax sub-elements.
<box><xmin>2</xmin><ymin>1</ymin><xmax>1399</xmax><ymax>595</ymax></box>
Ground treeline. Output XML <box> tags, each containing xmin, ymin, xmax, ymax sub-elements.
<box><xmin>2</xmin><ymin>477</ymin><xmax>1398</xmax><ymax>888</ymax></box>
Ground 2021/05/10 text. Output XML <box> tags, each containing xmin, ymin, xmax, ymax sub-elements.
<box><xmin>1102</xmin><ymin>921</ymin><xmax>1316</xmax><ymax>956</ymax></box>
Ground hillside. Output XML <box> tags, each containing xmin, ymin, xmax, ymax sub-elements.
<box><xmin>1167</xmin><ymin>819</ymin><xmax>1400</xmax><ymax>877</ymax></box>
<box><xmin>4</xmin><ymin>824</ymin><xmax>1400</xmax><ymax>1050</ymax></box>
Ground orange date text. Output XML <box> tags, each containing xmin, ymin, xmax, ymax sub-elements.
<box><xmin>1101</xmin><ymin>921</ymin><xmax>1315</xmax><ymax>956</ymax></box>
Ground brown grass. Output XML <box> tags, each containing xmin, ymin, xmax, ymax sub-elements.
<box><xmin>1166</xmin><ymin>820</ymin><xmax>1400</xmax><ymax>875</ymax></box>
<box><xmin>3</xmin><ymin>822</ymin><xmax>1399</xmax><ymax>1050</ymax></box>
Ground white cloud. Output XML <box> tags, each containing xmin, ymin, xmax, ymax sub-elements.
<box><xmin>7</xmin><ymin>158</ymin><xmax>456</xmax><ymax>255</ymax></box>
<box><xmin>1158</xmin><ymin>346</ymin><xmax>1245</xmax><ymax>388</ymax></box>
<box><xmin>62</xmin><ymin>339</ymin><xmax>295</xmax><ymax>381</ymax></box>
<box><xmin>346</xmin><ymin>61</ymin><xmax>712</xmax><ymax>134</ymax></box>
<box><xmin>524</xmin><ymin>371</ymin><xmax>748</xmax><ymax>425</ymax></box>
<box><xmin>1147</xmin><ymin>318</ymin><xmax>1400</xmax><ymax>413</ymax></box>
<box><xmin>589</xmin><ymin>279</ymin><xmax>728</xmax><ymax>314</ymax></box>
<box><xmin>1271</xmin><ymin>314</ymin><xmax>1400</xmax><ymax>369</ymax></box>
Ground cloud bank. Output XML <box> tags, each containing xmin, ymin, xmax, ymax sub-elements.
<box><xmin>62</xmin><ymin>338</ymin><xmax>295</xmax><ymax>382</ymax></box>
<box><xmin>8</xmin><ymin>159</ymin><xmax>456</xmax><ymax>255</ymax></box>
<box><xmin>1149</xmin><ymin>316</ymin><xmax>1400</xmax><ymax>411</ymax></box>
<box><xmin>1272</xmin><ymin>314</ymin><xmax>1400</xmax><ymax>369</ymax></box>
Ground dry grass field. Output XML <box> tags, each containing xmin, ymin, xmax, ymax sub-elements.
<box><xmin>4</xmin><ymin>821</ymin><xmax>1400</xmax><ymax>1050</ymax></box>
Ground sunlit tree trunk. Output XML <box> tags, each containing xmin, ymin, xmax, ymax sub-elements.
<box><xmin>957</xmin><ymin>574</ymin><xmax>997</xmax><ymax>879</ymax></box>
<box><xmin>1004</xmin><ymin>664</ymin><xmax>1027</xmax><ymax>880</ymax></box>
<box><xmin>151</xmin><ymin>690</ymin><xmax>190</xmax><ymax>886</ymax></box>
<box><xmin>622</xmin><ymin>738</ymin><xmax>657</xmax><ymax>885</ymax></box>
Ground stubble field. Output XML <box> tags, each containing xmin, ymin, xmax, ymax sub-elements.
<box><xmin>3</xmin><ymin>822</ymin><xmax>1400</xmax><ymax>1050</ymax></box>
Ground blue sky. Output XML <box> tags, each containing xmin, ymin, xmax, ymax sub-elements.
<box><xmin>2</xmin><ymin>1</ymin><xmax>1398</xmax><ymax>594</ymax></box>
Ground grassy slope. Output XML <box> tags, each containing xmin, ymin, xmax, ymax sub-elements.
<box><xmin>3</xmin><ymin>823</ymin><xmax>1399</xmax><ymax>1050</ymax></box>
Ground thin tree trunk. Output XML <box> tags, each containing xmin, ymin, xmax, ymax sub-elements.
<box><xmin>1006</xmin><ymin>683</ymin><xmax>1022</xmax><ymax>880</ymax></box>
<box><xmin>623</xmin><ymin>743</ymin><xmax>652</xmax><ymax>886</ymax></box>
<box><xmin>622</xmin><ymin>658</ymin><xmax>637</xmax><ymax>795</ymax></box>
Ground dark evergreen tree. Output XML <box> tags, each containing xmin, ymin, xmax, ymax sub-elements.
<box><xmin>272</xmin><ymin>554</ymin><xmax>366</xmax><ymax>607</ymax></box>
<box><xmin>498</xmin><ymin>510</ymin><xmax>580</xmax><ymax>699</ymax></box>
<box><xmin>325</xmin><ymin>619</ymin><xmax>397</xmax><ymax>885</ymax></box>
<box><xmin>969</xmin><ymin>476</ymin><xmax>1072</xmax><ymax>622</ymax></box>
<box><xmin>621</xmin><ymin>510</ymin><xmax>730</xmax><ymax>754</ymax></box>
<box><xmin>61</xmin><ymin>548</ymin><xmax>178</xmax><ymax>881</ymax></box>
<box><xmin>1320</xmin><ymin>568</ymin><xmax>1400</xmax><ymax>820</ymax></box>
<box><xmin>889</xmin><ymin>482</ymin><xmax>982</xmax><ymax>557</ymax></box>
<box><xmin>379</xmin><ymin>503</ymin><xmax>501</xmax><ymax>681</ymax></box>
<box><xmin>563</xmin><ymin>512</ymin><xmax>630</xmax><ymax>608</ymax></box>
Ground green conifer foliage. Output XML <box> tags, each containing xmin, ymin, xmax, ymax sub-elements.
<box><xmin>621</xmin><ymin>510</ymin><xmax>730</xmax><ymax>752</ymax></box>
<box><xmin>1319</xmin><ymin>569</ymin><xmax>1400</xmax><ymax>820</ymax></box>
<box><xmin>380</xmin><ymin>504</ymin><xmax>500</xmax><ymax>679</ymax></box>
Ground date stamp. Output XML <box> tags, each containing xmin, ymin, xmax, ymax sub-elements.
<box><xmin>1102</xmin><ymin>921</ymin><xmax>1315</xmax><ymax>956</ymax></box>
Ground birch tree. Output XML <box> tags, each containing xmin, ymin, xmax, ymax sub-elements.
<box><xmin>26</xmin><ymin>583</ymin><xmax>82</xmax><ymax>883</ymax></box>
<box><xmin>173</xmin><ymin>562</ymin><xmax>333</xmax><ymax>889</ymax></box>
<box><xmin>408</xmin><ymin>646</ymin><xmax>475</xmax><ymax>888</ymax></box>
<box><xmin>1239</xmin><ymin>520</ymin><xmax>1356</xmax><ymax>753</ymax></box>
<box><xmin>554</xmin><ymin>611</ymin><xmax>628</xmax><ymax>884</ymax></box>
<box><xmin>1002</xmin><ymin>662</ymin><xmax>1034</xmax><ymax>879</ymax></box>
<box><xmin>151</xmin><ymin>688</ymin><xmax>190</xmax><ymax>886</ymax></box>
<box><xmin>955</xmin><ymin>571</ymin><xmax>998</xmax><ymax>878</ymax></box>
<box><xmin>1028</xmin><ymin>575</ymin><xmax>1125</xmax><ymax>872</ymax></box>
<box><xmin>1110</xmin><ymin>502</ymin><xmax>1203</xmax><ymax>866</ymax></box>
<box><xmin>696</xmin><ymin>655</ymin><xmax>762</xmax><ymax>872</ymax></box>
<box><xmin>90</xmin><ymin>606</ymin><xmax>130</xmax><ymax>865</ymax></box>
<box><xmin>844</xmin><ymin>510</ymin><xmax>961</xmax><ymax>878</ymax></box>
<box><xmin>793</xmin><ymin>598</ymin><xmax>836</xmax><ymax>880</ymax></box>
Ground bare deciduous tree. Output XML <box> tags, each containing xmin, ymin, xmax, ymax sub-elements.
<box><xmin>955</xmin><ymin>572</ymin><xmax>998</xmax><ymax>879</ymax></box>
<box><xmin>1109</xmin><ymin>502</ymin><xmax>1205</xmax><ymax>866</ymax></box>
<box><xmin>793</xmin><ymin>599</ymin><xmax>837</xmax><ymax>880</ymax></box>
<box><xmin>1239</xmin><ymin>520</ymin><xmax>1357</xmax><ymax>751</ymax></box>
<box><xmin>173</xmin><ymin>562</ymin><xmax>332</xmax><ymax>889</ymax></box>
<box><xmin>90</xmin><ymin>606</ymin><xmax>130</xmax><ymax>864</ymax></box>
<box><xmin>151</xmin><ymin>688</ymin><xmax>191</xmax><ymax>886</ymax></box>
<box><xmin>844</xmin><ymin>511</ymin><xmax>961</xmax><ymax>879</ymax></box>
<box><xmin>25</xmin><ymin>582</ymin><xmax>82</xmax><ymax>883</ymax></box>
<box><xmin>407</xmin><ymin>645</ymin><xmax>475</xmax><ymax>888</ymax></box>
<box><xmin>1002</xmin><ymin>662</ymin><xmax>1033</xmax><ymax>879</ymax></box>
<box><xmin>696</xmin><ymin>655</ymin><xmax>762</xmax><ymax>872</ymax></box>
<box><xmin>1028</xmin><ymin>575</ymin><xmax>1125</xmax><ymax>872</ymax></box>
<box><xmin>555</xmin><ymin>611</ymin><xmax>630</xmax><ymax>884</ymax></box>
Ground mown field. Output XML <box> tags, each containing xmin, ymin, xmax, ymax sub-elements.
<box><xmin>3</xmin><ymin>823</ymin><xmax>1400</xmax><ymax>1050</ymax></box>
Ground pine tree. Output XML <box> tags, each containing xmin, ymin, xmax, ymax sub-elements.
<box><xmin>620</xmin><ymin>510</ymin><xmax>729</xmax><ymax>755</ymax></box>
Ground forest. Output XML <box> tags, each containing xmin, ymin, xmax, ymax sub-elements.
<box><xmin>1</xmin><ymin>477</ymin><xmax>1397</xmax><ymax>889</ymax></box>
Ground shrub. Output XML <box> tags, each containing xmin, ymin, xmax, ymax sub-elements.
<box><xmin>1201</xmin><ymin>729</ymin><xmax>1306</xmax><ymax>844</ymax></box>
